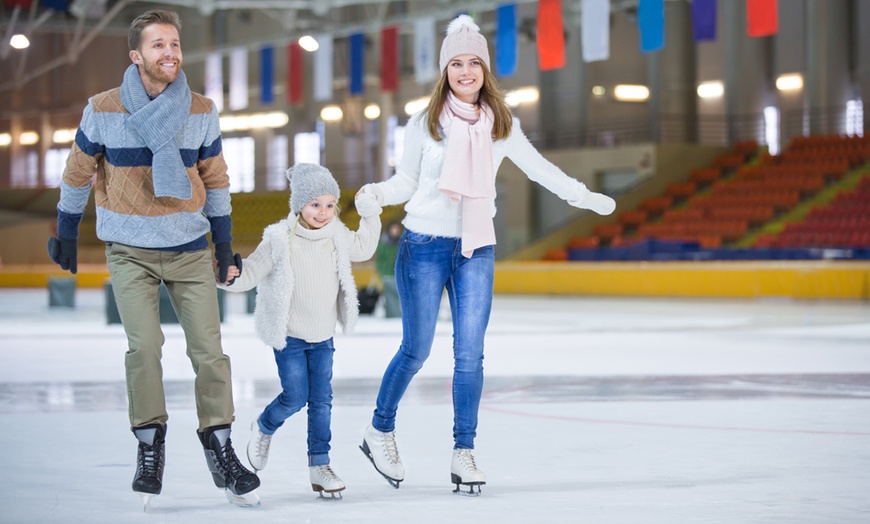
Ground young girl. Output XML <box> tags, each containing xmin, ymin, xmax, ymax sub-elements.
<box><xmin>219</xmin><ymin>163</ymin><xmax>381</xmax><ymax>499</ymax></box>
<box><xmin>357</xmin><ymin>15</ymin><xmax>616</xmax><ymax>495</ymax></box>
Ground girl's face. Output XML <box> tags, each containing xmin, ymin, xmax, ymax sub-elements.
<box><xmin>299</xmin><ymin>194</ymin><xmax>337</xmax><ymax>229</ymax></box>
<box><xmin>446</xmin><ymin>54</ymin><xmax>484</xmax><ymax>104</ymax></box>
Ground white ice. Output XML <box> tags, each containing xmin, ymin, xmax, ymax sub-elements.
<box><xmin>1</xmin><ymin>289</ymin><xmax>869</xmax><ymax>523</ymax></box>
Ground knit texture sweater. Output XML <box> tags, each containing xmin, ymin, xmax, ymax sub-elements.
<box><xmin>220</xmin><ymin>213</ymin><xmax>380</xmax><ymax>347</ymax></box>
<box><xmin>57</xmin><ymin>85</ymin><xmax>232</xmax><ymax>250</ymax></box>
<box><xmin>370</xmin><ymin>111</ymin><xmax>591</xmax><ymax>238</ymax></box>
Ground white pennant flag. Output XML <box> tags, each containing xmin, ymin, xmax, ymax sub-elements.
<box><xmin>229</xmin><ymin>47</ymin><xmax>248</xmax><ymax>111</ymax></box>
<box><xmin>313</xmin><ymin>34</ymin><xmax>334</xmax><ymax>101</ymax></box>
<box><xmin>204</xmin><ymin>52</ymin><xmax>223</xmax><ymax>112</ymax></box>
<box><xmin>582</xmin><ymin>0</ymin><xmax>611</xmax><ymax>62</ymax></box>
<box><xmin>414</xmin><ymin>17</ymin><xmax>437</xmax><ymax>84</ymax></box>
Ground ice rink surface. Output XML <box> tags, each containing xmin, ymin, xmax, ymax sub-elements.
<box><xmin>1</xmin><ymin>288</ymin><xmax>869</xmax><ymax>523</ymax></box>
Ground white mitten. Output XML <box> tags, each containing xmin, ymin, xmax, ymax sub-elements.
<box><xmin>568</xmin><ymin>191</ymin><xmax>616</xmax><ymax>216</ymax></box>
<box><xmin>355</xmin><ymin>192</ymin><xmax>383</xmax><ymax>217</ymax></box>
<box><xmin>360</xmin><ymin>183</ymin><xmax>385</xmax><ymax>205</ymax></box>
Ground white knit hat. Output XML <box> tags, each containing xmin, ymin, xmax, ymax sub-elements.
<box><xmin>439</xmin><ymin>14</ymin><xmax>490</xmax><ymax>73</ymax></box>
<box><xmin>287</xmin><ymin>163</ymin><xmax>340</xmax><ymax>215</ymax></box>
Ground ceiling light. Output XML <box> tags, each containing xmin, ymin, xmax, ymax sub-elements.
<box><xmin>776</xmin><ymin>73</ymin><xmax>803</xmax><ymax>91</ymax></box>
<box><xmin>505</xmin><ymin>87</ymin><xmax>539</xmax><ymax>107</ymax></box>
<box><xmin>592</xmin><ymin>86</ymin><xmax>605</xmax><ymax>96</ymax></box>
<box><xmin>0</xmin><ymin>133</ymin><xmax>11</xmax><ymax>147</ymax></box>
<box><xmin>404</xmin><ymin>97</ymin><xmax>430</xmax><ymax>116</ymax></box>
<box><xmin>613</xmin><ymin>84</ymin><xmax>649</xmax><ymax>102</ymax></box>
<box><xmin>298</xmin><ymin>35</ymin><xmax>319</xmax><ymax>52</ymax></box>
<box><xmin>10</xmin><ymin>34</ymin><xmax>29</xmax><ymax>50</ymax></box>
<box><xmin>20</xmin><ymin>131</ymin><xmax>40</xmax><ymax>145</ymax></box>
<box><xmin>53</xmin><ymin>129</ymin><xmax>77</xmax><ymax>144</ymax></box>
<box><xmin>364</xmin><ymin>104</ymin><xmax>381</xmax><ymax>120</ymax></box>
<box><xmin>320</xmin><ymin>105</ymin><xmax>343</xmax><ymax>122</ymax></box>
<box><xmin>697</xmin><ymin>81</ymin><xmax>724</xmax><ymax>99</ymax></box>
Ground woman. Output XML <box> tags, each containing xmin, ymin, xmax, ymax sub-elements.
<box><xmin>358</xmin><ymin>15</ymin><xmax>615</xmax><ymax>495</ymax></box>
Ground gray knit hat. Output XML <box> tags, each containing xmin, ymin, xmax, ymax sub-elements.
<box><xmin>287</xmin><ymin>163</ymin><xmax>340</xmax><ymax>215</ymax></box>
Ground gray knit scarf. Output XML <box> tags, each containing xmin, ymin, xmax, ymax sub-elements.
<box><xmin>120</xmin><ymin>64</ymin><xmax>193</xmax><ymax>200</ymax></box>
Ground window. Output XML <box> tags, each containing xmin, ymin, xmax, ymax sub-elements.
<box><xmin>222</xmin><ymin>137</ymin><xmax>255</xmax><ymax>193</ymax></box>
<box><xmin>847</xmin><ymin>99</ymin><xmax>864</xmax><ymax>137</ymax></box>
<box><xmin>266</xmin><ymin>134</ymin><xmax>288</xmax><ymax>190</ymax></box>
<box><xmin>763</xmin><ymin>106</ymin><xmax>780</xmax><ymax>156</ymax></box>
<box><xmin>294</xmin><ymin>132</ymin><xmax>321</xmax><ymax>166</ymax></box>
<box><xmin>44</xmin><ymin>148</ymin><xmax>70</xmax><ymax>187</ymax></box>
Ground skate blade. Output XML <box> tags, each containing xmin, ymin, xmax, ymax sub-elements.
<box><xmin>359</xmin><ymin>442</ymin><xmax>402</xmax><ymax>489</ymax></box>
<box><xmin>452</xmin><ymin>483</ymin><xmax>483</xmax><ymax>496</ymax></box>
<box><xmin>315</xmin><ymin>490</ymin><xmax>344</xmax><ymax>501</ymax></box>
<box><xmin>225</xmin><ymin>489</ymin><xmax>260</xmax><ymax>508</ymax></box>
<box><xmin>139</xmin><ymin>493</ymin><xmax>155</xmax><ymax>511</ymax></box>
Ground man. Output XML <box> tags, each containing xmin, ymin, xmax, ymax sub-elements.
<box><xmin>47</xmin><ymin>10</ymin><xmax>260</xmax><ymax>509</ymax></box>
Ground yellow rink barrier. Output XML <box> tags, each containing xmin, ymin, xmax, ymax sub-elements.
<box><xmin>2</xmin><ymin>262</ymin><xmax>869</xmax><ymax>299</ymax></box>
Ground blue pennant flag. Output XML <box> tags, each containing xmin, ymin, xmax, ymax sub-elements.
<box><xmin>349</xmin><ymin>33</ymin><xmax>365</xmax><ymax>96</ymax></box>
<box><xmin>638</xmin><ymin>0</ymin><xmax>665</xmax><ymax>53</ymax></box>
<box><xmin>496</xmin><ymin>4</ymin><xmax>518</xmax><ymax>77</ymax></box>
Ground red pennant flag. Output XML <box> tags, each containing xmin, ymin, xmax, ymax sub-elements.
<box><xmin>747</xmin><ymin>0</ymin><xmax>777</xmax><ymax>37</ymax></box>
<box><xmin>537</xmin><ymin>0</ymin><xmax>566</xmax><ymax>71</ymax></box>
<box><xmin>2</xmin><ymin>0</ymin><xmax>34</xmax><ymax>8</ymax></box>
<box><xmin>287</xmin><ymin>42</ymin><xmax>304</xmax><ymax>104</ymax></box>
<box><xmin>381</xmin><ymin>26</ymin><xmax>399</xmax><ymax>93</ymax></box>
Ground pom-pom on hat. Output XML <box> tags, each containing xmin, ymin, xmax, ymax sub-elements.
<box><xmin>439</xmin><ymin>14</ymin><xmax>490</xmax><ymax>73</ymax></box>
<box><xmin>287</xmin><ymin>163</ymin><xmax>340</xmax><ymax>215</ymax></box>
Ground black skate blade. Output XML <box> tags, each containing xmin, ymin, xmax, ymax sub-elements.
<box><xmin>359</xmin><ymin>442</ymin><xmax>402</xmax><ymax>489</ymax></box>
<box><xmin>452</xmin><ymin>483</ymin><xmax>483</xmax><ymax>496</ymax></box>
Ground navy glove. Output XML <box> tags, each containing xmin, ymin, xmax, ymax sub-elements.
<box><xmin>47</xmin><ymin>237</ymin><xmax>78</xmax><ymax>274</ymax></box>
<box><xmin>214</xmin><ymin>242</ymin><xmax>242</xmax><ymax>285</ymax></box>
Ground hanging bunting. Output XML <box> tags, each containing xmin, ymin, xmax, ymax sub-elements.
<box><xmin>381</xmin><ymin>26</ymin><xmax>399</xmax><ymax>92</ymax></box>
<box><xmin>581</xmin><ymin>0</ymin><xmax>610</xmax><ymax>63</ymax></box>
<box><xmin>414</xmin><ymin>17</ymin><xmax>437</xmax><ymax>83</ymax></box>
<box><xmin>747</xmin><ymin>0</ymin><xmax>777</xmax><ymax>37</ymax></box>
<box><xmin>42</xmin><ymin>0</ymin><xmax>68</xmax><ymax>11</ymax></box>
<box><xmin>537</xmin><ymin>0</ymin><xmax>566</xmax><ymax>70</ymax></box>
<box><xmin>229</xmin><ymin>47</ymin><xmax>248</xmax><ymax>111</ymax></box>
<box><xmin>260</xmin><ymin>46</ymin><xmax>274</xmax><ymax>105</ymax></box>
<box><xmin>288</xmin><ymin>42</ymin><xmax>304</xmax><ymax>104</ymax></box>
<box><xmin>204</xmin><ymin>51</ymin><xmax>224</xmax><ymax>112</ymax></box>
<box><xmin>638</xmin><ymin>0</ymin><xmax>665</xmax><ymax>53</ymax></box>
<box><xmin>313</xmin><ymin>34</ymin><xmax>333</xmax><ymax>101</ymax></box>
<box><xmin>349</xmin><ymin>32</ymin><xmax>365</xmax><ymax>96</ymax></box>
<box><xmin>495</xmin><ymin>4</ymin><xmax>518</xmax><ymax>77</ymax></box>
<box><xmin>691</xmin><ymin>0</ymin><xmax>717</xmax><ymax>41</ymax></box>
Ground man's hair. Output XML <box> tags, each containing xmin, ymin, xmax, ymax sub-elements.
<box><xmin>128</xmin><ymin>10</ymin><xmax>182</xmax><ymax>51</ymax></box>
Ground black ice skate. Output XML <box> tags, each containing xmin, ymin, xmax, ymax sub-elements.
<box><xmin>132</xmin><ymin>423</ymin><xmax>166</xmax><ymax>511</ymax></box>
<box><xmin>198</xmin><ymin>424</ymin><xmax>261</xmax><ymax>507</ymax></box>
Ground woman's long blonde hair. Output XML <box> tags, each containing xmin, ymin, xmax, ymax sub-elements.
<box><xmin>425</xmin><ymin>61</ymin><xmax>512</xmax><ymax>142</ymax></box>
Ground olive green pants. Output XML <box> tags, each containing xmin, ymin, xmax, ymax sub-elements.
<box><xmin>106</xmin><ymin>243</ymin><xmax>234</xmax><ymax>431</ymax></box>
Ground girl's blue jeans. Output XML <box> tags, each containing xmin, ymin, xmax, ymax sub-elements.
<box><xmin>258</xmin><ymin>336</ymin><xmax>334</xmax><ymax>466</ymax></box>
<box><xmin>372</xmin><ymin>230</ymin><xmax>494</xmax><ymax>449</ymax></box>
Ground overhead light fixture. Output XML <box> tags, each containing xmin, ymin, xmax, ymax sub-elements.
<box><xmin>776</xmin><ymin>73</ymin><xmax>803</xmax><ymax>91</ymax></box>
<box><xmin>220</xmin><ymin>111</ymin><xmax>289</xmax><ymax>132</ymax></box>
<box><xmin>404</xmin><ymin>97</ymin><xmax>430</xmax><ymax>116</ymax></box>
<box><xmin>19</xmin><ymin>131</ymin><xmax>40</xmax><ymax>145</ymax></box>
<box><xmin>505</xmin><ymin>87</ymin><xmax>539</xmax><ymax>107</ymax></box>
<box><xmin>613</xmin><ymin>84</ymin><xmax>649</xmax><ymax>102</ymax></box>
<box><xmin>298</xmin><ymin>35</ymin><xmax>319</xmax><ymax>52</ymax></box>
<box><xmin>0</xmin><ymin>133</ymin><xmax>11</xmax><ymax>147</ymax></box>
<box><xmin>364</xmin><ymin>104</ymin><xmax>381</xmax><ymax>120</ymax></box>
<box><xmin>10</xmin><ymin>34</ymin><xmax>29</xmax><ymax>50</ymax></box>
<box><xmin>697</xmin><ymin>81</ymin><xmax>724</xmax><ymax>99</ymax></box>
<box><xmin>320</xmin><ymin>105</ymin><xmax>343</xmax><ymax>122</ymax></box>
<box><xmin>592</xmin><ymin>86</ymin><xmax>606</xmax><ymax>96</ymax></box>
<box><xmin>53</xmin><ymin>129</ymin><xmax>78</xmax><ymax>144</ymax></box>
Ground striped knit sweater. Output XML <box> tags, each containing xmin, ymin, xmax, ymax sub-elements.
<box><xmin>57</xmin><ymin>86</ymin><xmax>232</xmax><ymax>250</ymax></box>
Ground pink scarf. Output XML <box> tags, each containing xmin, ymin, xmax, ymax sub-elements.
<box><xmin>437</xmin><ymin>92</ymin><xmax>497</xmax><ymax>258</ymax></box>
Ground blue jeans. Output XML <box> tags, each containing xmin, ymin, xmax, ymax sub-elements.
<box><xmin>258</xmin><ymin>337</ymin><xmax>334</xmax><ymax>466</ymax></box>
<box><xmin>372</xmin><ymin>230</ymin><xmax>494</xmax><ymax>449</ymax></box>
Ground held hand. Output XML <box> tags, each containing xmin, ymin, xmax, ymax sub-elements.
<box><xmin>355</xmin><ymin>192</ymin><xmax>383</xmax><ymax>217</ymax></box>
<box><xmin>568</xmin><ymin>191</ymin><xmax>616</xmax><ymax>216</ymax></box>
<box><xmin>47</xmin><ymin>236</ymin><xmax>78</xmax><ymax>274</ymax></box>
<box><xmin>357</xmin><ymin>184</ymin><xmax>384</xmax><ymax>205</ymax></box>
<box><xmin>214</xmin><ymin>242</ymin><xmax>243</xmax><ymax>285</ymax></box>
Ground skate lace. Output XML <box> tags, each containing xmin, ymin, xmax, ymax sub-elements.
<box><xmin>316</xmin><ymin>465</ymin><xmax>338</xmax><ymax>481</ymax></box>
<box><xmin>382</xmin><ymin>431</ymin><xmax>401</xmax><ymax>465</ymax></box>
<box><xmin>137</xmin><ymin>442</ymin><xmax>163</xmax><ymax>478</ymax></box>
<box><xmin>219</xmin><ymin>438</ymin><xmax>253</xmax><ymax>480</ymax></box>
<box><xmin>457</xmin><ymin>449</ymin><xmax>478</xmax><ymax>472</ymax></box>
<box><xmin>254</xmin><ymin>431</ymin><xmax>272</xmax><ymax>461</ymax></box>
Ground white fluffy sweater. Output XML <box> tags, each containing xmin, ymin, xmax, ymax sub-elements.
<box><xmin>365</xmin><ymin>111</ymin><xmax>592</xmax><ymax>238</ymax></box>
<box><xmin>220</xmin><ymin>212</ymin><xmax>380</xmax><ymax>348</ymax></box>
